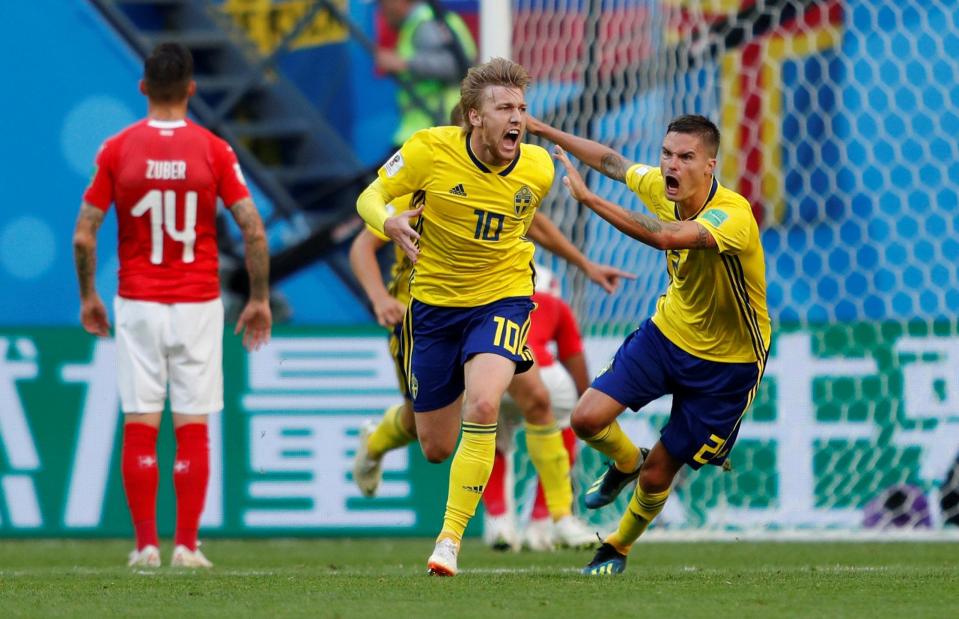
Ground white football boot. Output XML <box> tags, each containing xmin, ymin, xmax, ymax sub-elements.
<box><xmin>171</xmin><ymin>544</ymin><xmax>213</xmax><ymax>568</ymax></box>
<box><xmin>554</xmin><ymin>515</ymin><xmax>599</xmax><ymax>549</ymax></box>
<box><xmin>426</xmin><ymin>538</ymin><xmax>459</xmax><ymax>576</ymax></box>
<box><xmin>353</xmin><ymin>420</ymin><xmax>383</xmax><ymax>498</ymax></box>
<box><xmin>483</xmin><ymin>513</ymin><xmax>521</xmax><ymax>552</ymax></box>
<box><xmin>127</xmin><ymin>544</ymin><xmax>161</xmax><ymax>568</ymax></box>
<box><xmin>523</xmin><ymin>518</ymin><xmax>555</xmax><ymax>551</ymax></box>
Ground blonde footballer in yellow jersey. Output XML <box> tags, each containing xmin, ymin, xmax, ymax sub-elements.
<box><xmin>355</xmin><ymin>58</ymin><xmax>619</xmax><ymax>576</ymax></box>
<box><xmin>348</xmin><ymin>199</ymin><xmax>631</xmax><ymax>552</ymax></box>
<box><xmin>530</xmin><ymin>114</ymin><xmax>770</xmax><ymax>575</ymax></box>
<box><xmin>363</xmin><ymin>124</ymin><xmax>554</xmax><ymax>307</ymax></box>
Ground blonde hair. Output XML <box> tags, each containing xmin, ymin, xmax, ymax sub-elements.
<box><xmin>458</xmin><ymin>57</ymin><xmax>530</xmax><ymax>131</ymax></box>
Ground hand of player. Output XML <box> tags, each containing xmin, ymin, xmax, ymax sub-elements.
<box><xmin>552</xmin><ymin>145</ymin><xmax>592</xmax><ymax>203</ymax></box>
<box><xmin>372</xmin><ymin>293</ymin><xmax>406</xmax><ymax>328</ymax></box>
<box><xmin>235</xmin><ymin>298</ymin><xmax>272</xmax><ymax>352</ymax></box>
<box><xmin>79</xmin><ymin>295</ymin><xmax>111</xmax><ymax>337</ymax></box>
<box><xmin>583</xmin><ymin>260</ymin><xmax>636</xmax><ymax>294</ymax></box>
<box><xmin>525</xmin><ymin>115</ymin><xmax>545</xmax><ymax>136</ymax></box>
<box><xmin>384</xmin><ymin>206</ymin><xmax>423</xmax><ymax>263</ymax></box>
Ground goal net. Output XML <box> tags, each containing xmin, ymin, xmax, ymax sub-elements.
<box><xmin>504</xmin><ymin>0</ymin><xmax>959</xmax><ymax>537</ymax></box>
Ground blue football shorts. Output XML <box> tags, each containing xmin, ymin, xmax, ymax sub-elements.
<box><xmin>402</xmin><ymin>296</ymin><xmax>535</xmax><ymax>412</ymax></box>
<box><xmin>591</xmin><ymin>318</ymin><xmax>764</xmax><ymax>469</ymax></box>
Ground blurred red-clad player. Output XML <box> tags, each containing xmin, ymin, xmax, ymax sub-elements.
<box><xmin>72</xmin><ymin>42</ymin><xmax>271</xmax><ymax>568</ymax></box>
<box><xmin>482</xmin><ymin>265</ymin><xmax>594</xmax><ymax>551</ymax></box>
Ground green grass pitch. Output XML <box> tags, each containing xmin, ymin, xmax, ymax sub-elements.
<box><xmin>1</xmin><ymin>539</ymin><xmax>956</xmax><ymax>618</ymax></box>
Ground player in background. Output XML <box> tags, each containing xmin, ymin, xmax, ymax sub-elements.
<box><xmin>72</xmin><ymin>42</ymin><xmax>271</xmax><ymax>569</ymax></box>
<box><xmin>529</xmin><ymin>114</ymin><xmax>770</xmax><ymax>575</ymax></box>
<box><xmin>357</xmin><ymin>58</ymin><xmax>619</xmax><ymax>575</ymax></box>
<box><xmin>482</xmin><ymin>264</ymin><xmax>592</xmax><ymax>552</ymax></box>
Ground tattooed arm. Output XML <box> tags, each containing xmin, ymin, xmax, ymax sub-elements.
<box><xmin>228</xmin><ymin>198</ymin><xmax>272</xmax><ymax>350</ymax></box>
<box><xmin>72</xmin><ymin>204</ymin><xmax>111</xmax><ymax>336</ymax></box>
<box><xmin>553</xmin><ymin>147</ymin><xmax>717</xmax><ymax>251</ymax></box>
<box><xmin>526</xmin><ymin>116</ymin><xmax>635</xmax><ymax>183</ymax></box>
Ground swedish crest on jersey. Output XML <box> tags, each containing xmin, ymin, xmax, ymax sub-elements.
<box><xmin>513</xmin><ymin>185</ymin><xmax>534</xmax><ymax>216</ymax></box>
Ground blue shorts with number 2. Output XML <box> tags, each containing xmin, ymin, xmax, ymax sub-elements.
<box><xmin>591</xmin><ymin>319</ymin><xmax>764</xmax><ymax>469</ymax></box>
<box><xmin>402</xmin><ymin>296</ymin><xmax>535</xmax><ymax>412</ymax></box>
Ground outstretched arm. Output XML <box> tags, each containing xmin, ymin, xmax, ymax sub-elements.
<box><xmin>527</xmin><ymin>212</ymin><xmax>634</xmax><ymax>293</ymax></box>
<box><xmin>527</xmin><ymin>116</ymin><xmax>636</xmax><ymax>183</ymax></box>
<box><xmin>553</xmin><ymin>146</ymin><xmax>717</xmax><ymax>251</ymax></box>
<box><xmin>229</xmin><ymin>198</ymin><xmax>272</xmax><ymax>351</ymax></box>
<box><xmin>72</xmin><ymin>203</ymin><xmax>110</xmax><ymax>337</ymax></box>
<box><xmin>349</xmin><ymin>229</ymin><xmax>406</xmax><ymax>328</ymax></box>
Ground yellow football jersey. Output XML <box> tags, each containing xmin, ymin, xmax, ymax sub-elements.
<box><xmin>625</xmin><ymin>163</ymin><xmax>771</xmax><ymax>363</ymax></box>
<box><xmin>375</xmin><ymin>126</ymin><xmax>554</xmax><ymax>307</ymax></box>
<box><xmin>366</xmin><ymin>193</ymin><xmax>419</xmax><ymax>306</ymax></box>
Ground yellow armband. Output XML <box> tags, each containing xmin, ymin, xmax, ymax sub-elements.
<box><xmin>356</xmin><ymin>178</ymin><xmax>394</xmax><ymax>236</ymax></box>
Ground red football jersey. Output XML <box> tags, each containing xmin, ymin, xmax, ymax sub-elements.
<box><xmin>83</xmin><ymin>118</ymin><xmax>250</xmax><ymax>303</ymax></box>
<box><xmin>527</xmin><ymin>291</ymin><xmax>584</xmax><ymax>368</ymax></box>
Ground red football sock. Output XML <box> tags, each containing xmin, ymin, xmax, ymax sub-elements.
<box><xmin>482</xmin><ymin>449</ymin><xmax>508</xmax><ymax>516</ymax></box>
<box><xmin>531</xmin><ymin>481</ymin><xmax>550</xmax><ymax>520</ymax></box>
<box><xmin>173</xmin><ymin>423</ymin><xmax>210</xmax><ymax>551</ymax></box>
<box><xmin>562</xmin><ymin>426</ymin><xmax>578</xmax><ymax>467</ymax></box>
<box><xmin>532</xmin><ymin>427</ymin><xmax>579</xmax><ymax>520</ymax></box>
<box><xmin>121</xmin><ymin>423</ymin><xmax>159</xmax><ymax>550</ymax></box>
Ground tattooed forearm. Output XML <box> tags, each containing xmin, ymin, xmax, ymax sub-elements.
<box><xmin>629</xmin><ymin>212</ymin><xmax>662</xmax><ymax>234</ymax></box>
<box><xmin>600</xmin><ymin>152</ymin><xmax>629</xmax><ymax>182</ymax></box>
<box><xmin>693</xmin><ymin>223</ymin><xmax>712</xmax><ymax>248</ymax></box>
<box><xmin>230</xmin><ymin>199</ymin><xmax>270</xmax><ymax>301</ymax></box>
<box><xmin>73</xmin><ymin>204</ymin><xmax>105</xmax><ymax>298</ymax></box>
<box><xmin>74</xmin><ymin>247</ymin><xmax>95</xmax><ymax>297</ymax></box>
<box><xmin>623</xmin><ymin>211</ymin><xmax>689</xmax><ymax>249</ymax></box>
<box><xmin>244</xmin><ymin>238</ymin><xmax>270</xmax><ymax>301</ymax></box>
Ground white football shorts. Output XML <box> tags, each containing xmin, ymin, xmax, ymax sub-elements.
<box><xmin>114</xmin><ymin>296</ymin><xmax>224</xmax><ymax>414</ymax></box>
<box><xmin>497</xmin><ymin>363</ymin><xmax>578</xmax><ymax>453</ymax></box>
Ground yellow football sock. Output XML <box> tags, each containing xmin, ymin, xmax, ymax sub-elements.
<box><xmin>366</xmin><ymin>404</ymin><xmax>416</xmax><ymax>459</ymax></box>
<box><xmin>606</xmin><ymin>484</ymin><xmax>670</xmax><ymax>554</ymax></box>
<box><xmin>525</xmin><ymin>422</ymin><xmax>573</xmax><ymax>520</ymax></box>
<box><xmin>583</xmin><ymin>421</ymin><xmax>641</xmax><ymax>473</ymax></box>
<box><xmin>438</xmin><ymin>422</ymin><xmax>497</xmax><ymax>544</ymax></box>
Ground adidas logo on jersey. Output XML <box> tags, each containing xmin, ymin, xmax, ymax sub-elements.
<box><xmin>449</xmin><ymin>184</ymin><xmax>467</xmax><ymax>196</ymax></box>
<box><xmin>462</xmin><ymin>484</ymin><xmax>485</xmax><ymax>494</ymax></box>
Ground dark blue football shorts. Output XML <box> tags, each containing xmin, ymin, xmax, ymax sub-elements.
<box><xmin>402</xmin><ymin>296</ymin><xmax>535</xmax><ymax>412</ymax></box>
<box><xmin>591</xmin><ymin>318</ymin><xmax>764</xmax><ymax>469</ymax></box>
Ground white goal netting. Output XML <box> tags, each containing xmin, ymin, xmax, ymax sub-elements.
<box><xmin>504</xmin><ymin>0</ymin><xmax>959</xmax><ymax>536</ymax></box>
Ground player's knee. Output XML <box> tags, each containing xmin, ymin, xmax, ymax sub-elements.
<box><xmin>570</xmin><ymin>406</ymin><xmax>603</xmax><ymax>438</ymax></box>
<box><xmin>420</xmin><ymin>440</ymin><xmax>453</xmax><ymax>463</ymax></box>
<box><xmin>464</xmin><ymin>396</ymin><xmax>498</xmax><ymax>425</ymax></box>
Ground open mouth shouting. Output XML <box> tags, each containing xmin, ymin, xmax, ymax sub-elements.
<box><xmin>664</xmin><ymin>174</ymin><xmax>680</xmax><ymax>198</ymax></box>
<box><xmin>502</xmin><ymin>127</ymin><xmax>521</xmax><ymax>156</ymax></box>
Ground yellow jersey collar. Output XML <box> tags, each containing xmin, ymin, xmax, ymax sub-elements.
<box><xmin>675</xmin><ymin>175</ymin><xmax>719</xmax><ymax>221</ymax></box>
<box><xmin>465</xmin><ymin>132</ymin><xmax>521</xmax><ymax>176</ymax></box>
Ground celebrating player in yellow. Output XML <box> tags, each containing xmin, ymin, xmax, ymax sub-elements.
<box><xmin>357</xmin><ymin>58</ymin><xmax>568</xmax><ymax>575</ymax></box>
<box><xmin>529</xmin><ymin>114</ymin><xmax>770</xmax><ymax>575</ymax></box>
